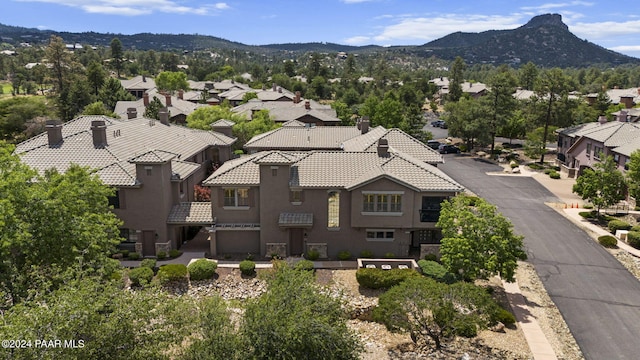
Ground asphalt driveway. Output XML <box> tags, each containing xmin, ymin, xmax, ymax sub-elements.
<box><xmin>438</xmin><ymin>155</ymin><xmax>640</xmax><ymax>360</ymax></box>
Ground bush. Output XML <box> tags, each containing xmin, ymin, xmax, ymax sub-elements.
<box><xmin>631</xmin><ymin>225</ymin><xmax>640</xmax><ymax>232</ymax></box>
<box><xmin>549</xmin><ymin>171</ymin><xmax>560</xmax><ymax>179</ymax></box>
<box><xmin>423</xmin><ymin>253</ymin><xmax>439</xmax><ymax>262</ymax></box>
<box><xmin>127</xmin><ymin>252</ymin><xmax>140</xmax><ymax>260</ymax></box>
<box><xmin>582</xmin><ymin>203</ymin><xmax>594</xmax><ymax>209</ymax></box>
<box><xmin>452</xmin><ymin>317</ymin><xmax>478</xmax><ymax>338</ymax></box>
<box><xmin>543</xmin><ymin>168</ymin><xmax>553</xmax><ymax>174</ymax></box>
<box><xmin>510</xmin><ymin>162</ymin><xmax>519</xmax><ymax>169</ymax></box>
<box><xmin>295</xmin><ymin>259</ymin><xmax>314</xmax><ymax>271</ymax></box>
<box><xmin>608</xmin><ymin>219</ymin><xmax>631</xmax><ymax>233</ymax></box>
<box><xmin>188</xmin><ymin>259</ymin><xmax>217</xmax><ymax>280</ymax></box>
<box><xmin>356</xmin><ymin>268</ymin><xmax>420</xmax><ymax>289</ymax></box>
<box><xmin>383</xmin><ymin>252</ymin><xmax>395</xmax><ymax>259</ymax></box>
<box><xmin>598</xmin><ymin>235</ymin><xmax>618</xmax><ymax>248</ymax></box>
<box><xmin>417</xmin><ymin>260</ymin><xmax>448</xmax><ymax>282</ymax></box>
<box><xmin>156</xmin><ymin>264</ymin><xmax>188</xmax><ymax>284</ymax></box>
<box><xmin>528</xmin><ymin>163</ymin><xmax>544</xmax><ymax>170</ymax></box>
<box><xmin>305</xmin><ymin>249</ymin><xmax>320</xmax><ymax>261</ymax></box>
<box><xmin>245</xmin><ymin>253</ymin><xmax>255</xmax><ymax>261</ymax></box>
<box><xmin>492</xmin><ymin>308</ymin><xmax>516</xmax><ymax>325</ymax></box>
<box><xmin>360</xmin><ymin>249</ymin><xmax>373</xmax><ymax>258</ymax></box>
<box><xmin>156</xmin><ymin>251</ymin><xmax>167</xmax><ymax>260</ymax></box>
<box><xmin>121</xmin><ymin>249</ymin><xmax>129</xmax><ymax>257</ymax></box>
<box><xmin>129</xmin><ymin>267</ymin><xmax>154</xmax><ymax>287</ymax></box>
<box><xmin>168</xmin><ymin>249</ymin><xmax>181</xmax><ymax>258</ymax></box>
<box><xmin>140</xmin><ymin>258</ymin><xmax>156</xmax><ymax>269</ymax></box>
<box><xmin>627</xmin><ymin>231</ymin><xmax>640</xmax><ymax>249</ymax></box>
<box><xmin>239</xmin><ymin>260</ymin><xmax>256</xmax><ymax>276</ymax></box>
<box><xmin>337</xmin><ymin>250</ymin><xmax>352</xmax><ymax>261</ymax></box>
<box><xmin>579</xmin><ymin>211</ymin><xmax>596</xmax><ymax>219</ymax></box>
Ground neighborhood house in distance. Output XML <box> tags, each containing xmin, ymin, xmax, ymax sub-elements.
<box><xmin>14</xmin><ymin>78</ymin><xmax>463</xmax><ymax>259</ymax></box>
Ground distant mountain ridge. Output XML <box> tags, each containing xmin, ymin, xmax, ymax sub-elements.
<box><xmin>0</xmin><ymin>14</ymin><xmax>638</xmax><ymax>68</ymax></box>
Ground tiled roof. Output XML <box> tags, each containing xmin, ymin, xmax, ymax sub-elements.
<box><xmin>244</xmin><ymin>126</ymin><xmax>361</xmax><ymax>151</ymax></box>
<box><xmin>211</xmin><ymin>119</ymin><xmax>236</xmax><ymax>127</ymax></box>
<box><xmin>282</xmin><ymin>119</ymin><xmax>306</xmax><ymax>127</ymax></box>
<box><xmin>129</xmin><ymin>150</ymin><xmax>177</xmax><ymax>164</ymax></box>
<box><xmin>278</xmin><ymin>213</ymin><xmax>313</xmax><ymax>227</ymax></box>
<box><xmin>171</xmin><ymin>160</ymin><xmax>201</xmax><ymax>180</ymax></box>
<box><xmin>15</xmin><ymin>115</ymin><xmax>235</xmax><ymax>186</ymax></box>
<box><xmin>167</xmin><ymin>202</ymin><xmax>213</xmax><ymax>224</ymax></box>
<box><xmin>587</xmin><ymin>88</ymin><xmax>640</xmax><ymax>105</ymax></box>
<box><xmin>231</xmin><ymin>99</ymin><xmax>338</xmax><ymax>123</ymax></box>
<box><xmin>120</xmin><ymin>75</ymin><xmax>156</xmax><ymax>91</ymax></box>
<box><xmin>253</xmin><ymin>151</ymin><xmax>299</xmax><ymax>165</ymax></box>
<box><xmin>114</xmin><ymin>91</ymin><xmax>206</xmax><ymax>118</ymax></box>
<box><xmin>204</xmin><ymin>150</ymin><xmax>463</xmax><ymax>193</ymax></box>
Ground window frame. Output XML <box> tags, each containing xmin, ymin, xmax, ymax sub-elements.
<box><xmin>361</xmin><ymin>191</ymin><xmax>403</xmax><ymax>215</ymax></box>
<box><xmin>327</xmin><ymin>190</ymin><xmax>340</xmax><ymax>229</ymax></box>
<box><xmin>366</xmin><ymin>229</ymin><xmax>395</xmax><ymax>242</ymax></box>
<box><xmin>223</xmin><ymin>187</ymin><xmax>250</xmax><ymax>208</ymax></box>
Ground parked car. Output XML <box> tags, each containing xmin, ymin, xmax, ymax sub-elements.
<box><xmin>427</xmin><ymin>140</ymin><xmax>442</xmax><ymax>150</ymax></box>
<box><xmin>431</xmin><ymin>120</ymin><xmax>445</xmax><ymax>128</ymax></box>
<box><xmin>438</xmin><ymin>144</ymin><xmax>460</xmax><ymax>154</ymax></box>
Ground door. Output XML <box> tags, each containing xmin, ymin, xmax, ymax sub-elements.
<box><xmin>289</xmin><ymin>228</ymin><xmax>304</xmax><ymax>256</ymax></box>
<box><xmin>142</xmin><ymin>230</ymin><xmax>156</xmax><ymax>257</ymax></box>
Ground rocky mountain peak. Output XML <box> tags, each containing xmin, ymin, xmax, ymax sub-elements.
<box><xmin>520</xmin><ymin>13</ymin><xmax>568</xmax><ymax>31</ymax></box>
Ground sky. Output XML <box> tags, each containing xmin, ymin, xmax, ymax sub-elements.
<box><xmin>2</xmin><ymin>0</ymin><xmax>640</xmax><ymax>58</ymax></box>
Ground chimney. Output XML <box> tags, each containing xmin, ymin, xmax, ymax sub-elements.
<box><xmin>158</xmin><ymin>107</ymin><xmax>170</xmax><ymax>125</ymax></box>
<box><xmin>598</xmin><ymin>115</ymin><xmax>608</xmax><ymax>124</ymax></box>
<box><xmin>127</xmin><ymin>107</ymin><xmax>137</xmax><ymax>119</ymax></box>
<box><xmin>377</xmin><ymin>138</ymin><xmax>389</xmax><ymax>157</ymax></box>
<box><xmin>620</xmin><ymin>96</ymin><xmax>633</xmax><ymax>109</ymax></box>
<box><xmin>165</xmin><ymin>94</ymin><xmax>172</xmax><ymax>107</ymax></box>
<box><xmin>618</xmin><ymin>110</ymin><xmax>628</xmax><ymax>122</ymax></box>
<box><xmin>142</xmin><ymin>75</ymin><xmax>146</xmax><ymax>82</ymax></box>
<box><xmin>178</xmin><ymin>90</ymin><xmax>184</xmax><ymax>100</ymax></box>
<box><xmin>143</xmin><ymin>92</ymin><xmax>149</xmax><ymax>107</ymax></box>
<box><xmin>304</xmin><ymin>100</ymin><xmax>311</xmax><ymax>110</ymax></box>
<box><xmin>91</xmin><ymin>120</ymin><xmax>108</xmax><ymax>147</ymax></box>
<box><xmin>272</xmin><ymin>83</ymin><xmax>276</xmax><ymax>92</ymax></box>
<box><xmin>294</xmin><ymin>91</ymin><xmax>301</xmax><ymax>104</ymax></box>
<box><xmin>361</xmin><ymin>118</ymin><xmax>370</xmax><ymax>134</ymax></box>
<box><xmin>45</xmin><ymin>120</ymin><xmax>63</xmax><ymax>147</ymax></box>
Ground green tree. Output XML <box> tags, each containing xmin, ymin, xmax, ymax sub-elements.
<box><xmin>242</xmin><ymin>266</ymin><xmax>361</xmax><ymax>359</ymax></box>
<box><xmin>626</xmin><ymin>150</ymin><xmax>640</xmax><ymax>200</ymax></box>
<box><xmin>573</xmin><ymin>155</ymin><xmax>627</xmax><ymax>215</ymax></box>
<box><xmin>437</xmin><ymin>194</ymin><xmax>526</xmax><ymax>282</ymax></box>
<box><xmin>483</xmin><ymin>67</ymin><xmax>517</xmax><ymax>155</ymax></box>
<box><xmin>110</xmin><ymin>38</ymin><xmax>124</xmax><ymax>78</ymax></box>
<box><xmin>186</xmin><ymin>105</ymin><xmax>246</xmax><ymax>131</ymax></box>
<box><xmin>535</xmin><ymin>68</ymin><xmax>571</xmax><ymax>164</ymax></box>
<box><xmin>232</xmin><ymin>109</ymin><xmax>280</xmax><ymax>149</ymax></box>
<box><xmin>155</xmin><ymin>71</ymin><xmax>189</xmax><ymax>94</ymax></box>
<box><xmin>241</xmin><ymin>91</ymin><xmax>258</xmax><ymax>104</ymax></box>
<box><xmin>594</xmin><ymin>89</ymin><xmax>612</xmax><ymax>116</ymax></box>
<box><xmin>98</xmin><ymin>77</ymin><xmax>135</xmax><ymax>111</ymax></box>
<box><xmin>448</xmin><ymin>56</ymin><xmax>466</xmax><ymax>102</ymax></box>
<box><xmin>443</xmin><ymin>97</ymin><xmax>490</xmax><ymax>150</ymax></box>
<box><xmin>143</xmin><ymin>97</ymin><xmax>165</xmax><ymax>120</ymax></box>
<box><xmin>86</xmin><ymin>61</ymin><xmax>106</xmax><ymax>96</ymax></box>
<box><xmin>518</xmin><ymin>62</ymin><xmax>538</xmax><ymax>90</ymax></box>
<box><xmin>82</xmin><ymin>101</ymin><xmax>117</xmax><ymax>118</ymax></box>
<box><xmin>0</xmin><ymin>97</ymin><xmax>50</xmax><ymax>142</ymax></box>
<box><xmin>499</xmin><ymin>110</ymin><xmax>527</xmax><ymax>144</ymax></box>
<box><xmin>0</xmin><ymin>144</ymin><xmax>122</xmax><ymax>306</ymax></box>
<box><xmin>373</xmin><ymin>276</ymin><xmax>501</xmax><ymax>349</ymax></box>
<box><xmin>331</xmin><ymin>100</ymin><xmax>354</xmax><ymax>125</ymax></box>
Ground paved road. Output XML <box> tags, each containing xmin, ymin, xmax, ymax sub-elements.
<box><xmin>439</xmin><ymin>154</ymin><xmax>640</xmax><ymax>360</ymax></box>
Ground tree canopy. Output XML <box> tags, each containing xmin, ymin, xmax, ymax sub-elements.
<box><xmin>155</xmin><ymin>71</ymin><xmax>189</xmax><ymax>93</ymax></box>
<box><xmin>573</xmin><ymin>155</ymin><xmax>627</xmax><ymax>214</ymax></box>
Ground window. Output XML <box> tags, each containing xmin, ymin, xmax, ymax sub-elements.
<box><xmin>366</xmin><ymin>229</ymin><xmax>394</xmax><ymax>241</ymax></box>
<box><xmin>108</xmin><ymin>190</ymin><xmax>120</xmax><ymax>209</ymax></box>
<box><xmin>179</xmin><ymin>181</ymin><xmax>184</xmax><ymax>196</ymax></box>
<box><xmin>223</xmin><ymin>188</ymin><xmax>250</xmax><ymax>207</ymax></box>
<box><xmin>586</xmin><ymin>143</ymin><xmax>591</xmax><ymax>156</ymax></box>
<box><xmin>328</xmin><ymin>191</ymin><xmax>340</xmax><ymax>228</ymax></box>
<box><xmin>291</xmin><ymin>190</ymin><xmax>303</xmax><ymax>203</ymax></box>
<box><xmin>271</xmin><ymin>166</ymin><xmax>278</xmax><ymax>176</ymax></box>
<box><xmin>119</xmin><ymin>228</ymin><xmax>137</xmax><ymax>243</ymax></box>
<box><xmin>614</xmin><ymin>154</ymin><xmax>620</xmax><ymax>164</ymax></box>
<box><xmin>145</xmin><ymin>166</ymin><xmax>152</xmax><ymax>176</ymax></box>
<box><xmin>420</xmin><ymin>196</ymin><xmax>447</xmax><ymax>222</ymax></box>
<box><xmin>594</xmin><ymin>146</ymin><xmax>603</xmax><ymax>160</ymax></box>
<box><xmin>362</xmin><ymin>192</ymin><xmax>403</xmax><ymax>213</ymax></box>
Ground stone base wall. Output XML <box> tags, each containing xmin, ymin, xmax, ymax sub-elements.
<box><xmin>420</xmin><ymin>244</ymin><xmax>440</xmax><ymax>260</ymax></box>
<box><xmin>266</xmin><ymin>243</ymin><xmax>287</xmax><ymax>259</ymax></box>
<box><xmin>306</xmin><ymin>243</ymin><xmax>328</xmax><ymax>259</ymax></box>
<box><xmin>134</xmin><ymin>242</ymin><xmax>143</xmax><ymax>256</ymax></box>
<box><xmin>155</xmin><ymin>241</ymin><xmax>171</xmax><ymax>255</ymax></box>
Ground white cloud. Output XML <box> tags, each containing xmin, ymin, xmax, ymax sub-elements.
<box><xmin>610</xmin><ymin>45</ymin><xmax>640</xmax><ymax>52</ymax></box>
<box><xmin>343</xmin><ymin>35</ymin><xmax>370</xmax><ymax>45</ymax></box>
<box><xmin>520</xmin><ymin>1</ymin><xmax>594</xmax><ymax>12</ymax></box>
<box><xmin>371</xmin><ymin>14</ymin><xmax>522</xmax><ymax>44</ymax></box>
<box><xmin>13</xmin><ymin>0</ymin><xmax>229</xmax><ymax>16</ymax></box>
<box><xmin>569</xmin><ymin>19</ymin><xmax>640</xmax><ymax>39</ymax></box>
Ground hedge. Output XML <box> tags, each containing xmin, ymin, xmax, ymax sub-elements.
<box><xmin>156</xmin><ymin>264</ymin><xmax>188</xmax><ymax>284</ymax></box>
<box><xmin>608</xmin><ymin>219</ymin><xmax>631</xmax><ymax>234</ymax></box>
<box><xmin>129</xmin><ymin>267</ymin><xmax>154</xmax><ymax>287</ymax></box>
<box><xmin>355</xmin><ymin>268</ymin><xmax>420</xmax><ymax>289</ymax></box>
<box><xmin>188</xmin><ymin>259</ymin><xmax>217</xmax><ymax>280</ymax></box>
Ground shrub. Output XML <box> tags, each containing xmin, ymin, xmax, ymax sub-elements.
<box><xmin>631</xmin><ymin>225</ymin><xmax>640</xmax><ymax>232</ymax></box>
<box><xmin>156</xmin><ymin>251</ymin><xmax>167</xmax><ymax>260</ymax></box>
<box><xmin>129</xmin><ymin>267</ymin><xmax>154</xmax><ymax>287</ymax></box>
<box><xmin>627</xmin><ymin>231</ymin><xmax>640</xmax><ymax>249</ymax></box>
<box><xmin>492</xmin><ymin>308</ymin><xmax>516</xmax><ymax>325</ymax></box>
<box><xmin>423</xmin><ymin>253</ymin><xmax>439</xmax><ymax>262</ymax></box>
<box><xmin>528</xmin><ymin>163</ymin><xmax>544</xmax><ymax>170</ymax></box>
<box><xmin>452</xmin><ymin>317</ymin><xmax>477</xmax><ymax>338</ymax></box>
<box><xmin>598</xmin><ymin>235</ymin><xmax>618</xmax><ymax>248</ymax></box>
<box><xmin>578</xmin><ymin>211</ymin><xmax>596</xmax><ymax>219</ymax></box>
<box><xmin>337</xmin><ymin>250</ymin><xmax>352</xmax><ymax>261</ymax></box>
<box><xmin>156</xmin><ymin>264</ymin><xmax>188</xmax><ymax>285</ymax></box>
<box><xmin>295</xmin><ymin>259</ymin><xmax>314</xmax><ymax>271</ymax></box>
<box><xmin>245</xmin><ymin>253</ymin><xmax>255</xmax><ymax>261</ymax></box>
<box><xmin>417</xmin><ymin>260</ymin><xmax>448</xmax><ymax>282</ymax></box>
<box><xmin>168</xmin><ymin>249</ymin><xmax>181</xmax><ymax>258</ymax></box>
<box><xmin>510</xmin><ymin>162</ymin><xmax>519</xmax><ymax>169</ymax></box>
<box><xmin>305</xmin><ymin>249</ymin><xmax>320</xmax><ymax>261</ymax></box>
<box><xmin>608</xmin><ymin>219</ymin><xmax>631</xmax><ymax>233</ymax></box>
<box><xmin>359</xmin><ymin>249</ymin><xmax>374</xmax><ymax>258</ymax></box>
<box><xmin>356</xmin><ymin>268</ymin><xmax>420</xmax><ymax>289</ymax></box>
<box><xmin>582</xmin><ymin>203</ymin><xmax>594</xmax><ymax>209</ymax></box>
<box><xmin>188</xmin><ymin>259</ymin><xmax>217</xmax><ymax>280</ymax></box>
<box><xmin>383</xmin><ymin>252</ymin><xmax>395</xmax><ymax>259</ymax></box>
<box><xmin>121</xmin><ymin>249</ymin><xmax>129</xmax><ymax>257</ymax></box>
<box><xmin>140</xmin><ymin>258</ymin><xmax>156</xmax><ymax>269</ymax></box>
<box><xmin>543</xmin><ymin>168</ymin><xmax>553</xmax><ymax>174</ymax></box>
<box><xmin>549</xmin><ymin>171</ymin><xmax>560</xmax><ymax>179</ymax></box>
<box><xmin>239</xmin><ymin>260</ymin><xmax>256</xmax><ymax>276</ymax></box>
<box><xmin>127</xmin><ymin>252</ymin><xmax>140</xmax><ymax>260</ymax></box>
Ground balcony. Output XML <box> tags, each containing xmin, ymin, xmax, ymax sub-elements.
<box><xmin>419</xmin><ymin>209</ymin><xmax>439</xmax><ymax>222</ymax></box>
